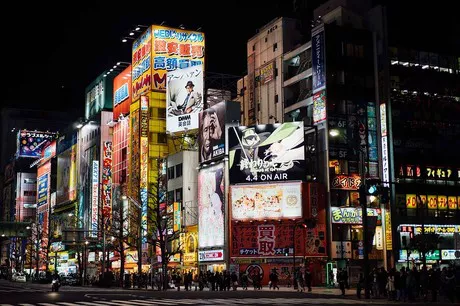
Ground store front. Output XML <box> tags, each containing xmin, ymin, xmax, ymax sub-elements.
<box><xmin>396</xmin><ymin>224</ymin><xmax>460</xmax><ymax>270</ymax></box>
<box><xmin>198</xmin><ymin>249</ymin><xmax>226</xmax><ymax>273</ymax></box>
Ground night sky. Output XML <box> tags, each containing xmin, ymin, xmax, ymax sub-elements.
<box><xmin>2</xmin><ymin>0</ymin><xmax>458</xmax><ymax>118</ymax></box>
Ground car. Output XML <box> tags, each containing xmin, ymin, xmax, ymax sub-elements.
<box><xmin>12</xmin><ymin>272</ymin><xmax>26</xmax><ymax>283</ymax></box>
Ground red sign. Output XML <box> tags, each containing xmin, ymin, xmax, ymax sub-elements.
<box><xmin>113</xmin><ymin>65</ymin><xmax>132</xmax><ymax>120</ymax></box>
<box><xmin>231</xmin><ymin>221</ymin><xmax>306</xmax><ymax>257</ymax></box>
<box><xmin>331</xmin><ymin>174</ymin><xmax>361</xmax><ymax>190</ymax></box>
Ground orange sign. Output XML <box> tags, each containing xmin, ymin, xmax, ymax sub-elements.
<box><xmin>438</xmin><ymin>195</ymin><xmax>448</xmax><ymax>210</ymax></box>
<box><xmin>427</xmin><ymin>195</ymin><xmax>438</xmax><ymax>209</ymax></box>
<box><xmin>113</xmin><ymin>65</ymin><xmax>132</xmax><ymax>120</ymax></box>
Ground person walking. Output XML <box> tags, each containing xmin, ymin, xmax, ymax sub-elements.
<box><xmin>304</xmin><ymin>268</ymin><xmax>312</xmax><ymax>292</ymax></box>
<box><xmin>356</xmin><ymin>272</ymin><xmax>364</xmax><ymax>299</ymax></box>
<box><xmin>338</xmin><ymin>269</ymin><xmax>346</xmax><ymax>296</ymax></box>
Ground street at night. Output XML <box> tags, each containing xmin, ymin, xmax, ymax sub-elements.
<box><xmin>1</xmin><ymin>1</ymin><xmax>459</xmax><ymax>305</ymax></box>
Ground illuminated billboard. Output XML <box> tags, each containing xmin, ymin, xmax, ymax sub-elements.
<box><xmin>198</xmin><ymin>162</ymin><xmax>224</xmax><ymax>248</ymax></box>
<box><xmin>166</xmin><ymin>65</ymin><xmax>203</xmax><ymax>133</ymax></box>
<box><xmin>85</xmin><ymin>72</ymin><xmax>114</xmax><ymax>120</ymax></box>
<box><xmin>56</xmin><ymin>144</ymin><xmax>77</xmax><ymax>205</ymax></box>
<box><xmin>37</xmin><ymin>161</ymin><xmax>51</xmax><ymax>208</ymax></box>
<box><xmin>102</xmin><ymin>142</ymin><xmax>113</xmax><ymax>220</ymax></box>
<box><xmin>90</xmin><ymin>160</ymin><xmax>99</xmax><ymax>237</ymax></box>
<box><xmin>330</xmin><ymin>207</ymin><xmax>380</xmax><ymax>224</ymax></box>
<box><xmin>17</xmin><ymin>130</ymin><xmax>56</xmax><ymax>158</ymax></box>
<box><xmin>40</xmin><ymin>141</ymin><xmax>56</xmax><ymax>165</ymax></box>
<box><xmin>198</xmin><ymin>100</ymin><xmax>240</xmax><ymax>164</ymax></box>
<box><xmin>113</xmin><ymin>65</ymin><xmax>132</xmax><ymax>120</ymax></box>
<box><xmin>312</xmin><ymin>24</ymin><xmax>327</xmax><ymax>125</ymax></box>
<box><xmin>231</xmin><ymin>183</ymin><xmax>302</xmax><ymax>220</ymax></box>
<box><xmin>228</xmin><ymin>122</ymin><xmax>305</xmax><ymax>184</ymax></box>
<box><xmin>132</xmin><ymin>25</ymin><xmax>205</xmax><ymax>98</ymax></box>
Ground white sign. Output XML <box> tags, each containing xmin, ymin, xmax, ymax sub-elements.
<box><xmin>198</xmin><ymin>249</ymin><xmax>224</xmax><ymax>262</ymax></box>
<box><xmin>91</xmin><ymin>160</ymin><xmax>99</xmax><ymax>237</ymax></box>
<box><xmin>375</xmin><ymin>226</ymin><xmax>383</xmax><ymax>250</ymax></box>
<box><xmin>380</xmin><ymin>103</ymin><xmax>389</xmax><ymax>187</ymax></box>
<box><xmin>231</xmin><ymin>183</ymin><xmax>302</xmax><ymax>220</ymax></box>
<box><xmin>166</xmin><ymin>65</ymin><xmax>203</xmax><ymax>133</ymax></box>
<box><xmin>441</xmin><ymin>249</ymin><xmax>460</xmax><ymax>260</ymax></box>
<box><xmin>331</xmin><ymin>241</ymin><xmax>352</xmax><ymax>259</ymax></box>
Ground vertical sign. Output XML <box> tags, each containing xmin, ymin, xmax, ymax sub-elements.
<box><xmin>257</xmin><ymin>224</ymin><xmax>276</xmax><ymax>256</ymax></box>
<box><xmin>173</xmin><ymin>202</ymin><xmax>181</xmax><ymax>232</ymax></box>
<box><xmin>140</xmin><ymin>95</ymin><xmax>149</xmax><ymax>245</ymax></box>
<box><xmin>312</xmin><ymin>24</ymin><xmax>327</xmax><ymax>125</ymax></box>
<box><xmin>102</xmin><ymin>142</ymin><xmax>113</xmax><ymax>224</ymax></box>
<box><xmin>247</xmin><ymin>54</ymin><xmax>256</xmax><ymax>125</ymax></box>
<box><xmin>132</xmin><ymin>28</ymin><xmax>152</xmax><ymax>101</ymax></box>
<box><xmin>380</xmin><ymin>103</ymin><xmax>389</xmax><ymax>187</ymax></box>
<box><xmin>91</xmin><ymin>160</ymin><xmax>99</xmax><ymax>237</ymax></box>
<box><xmin>385</xmin><ymin>208</ymin><xmax>393</xmax><ymax>250</ymax></box>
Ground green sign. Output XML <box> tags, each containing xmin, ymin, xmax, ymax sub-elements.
<box><xmin>85</xmin><ymin>73</ymin><xmax>114</xmax><ymax>120</ymax></box>
<box><xmin>426</xmin><ymin>250</ymin><xmax>440</xmax><ymax>260</ymax></box>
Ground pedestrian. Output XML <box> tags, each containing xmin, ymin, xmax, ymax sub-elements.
<box><xmin>386</xmin><ymin>268</ymin><xmax>396</xmax><ymax>300</ymax></box>
<box><xmin>295</xmin><ymin>268</ymin><xmax>305</xmax><ymax>292</ymax></box>
<box><xmin>356</xmin><ymin>272</ymin><xmax>364</xmax><ymax>299</ymax></box>
<box><xmin>241</xmin><ymin>272</ymin><xmax>248</xmax><ymax>290</ymax></box>
<box><xmin>231</xmin><ymin>271</ymin><xmax>238</xmax><ymax>291</ymax></box>
<box><xmin>338</xmin><ymin>269</ymin><xmax>346</xmax><ymax>296</ymax></box>
<box><xmin>269</xmin><ymin>269</ymin><xmax>279</xmax><ymax>290</ymax></box>
<box><xmin>304</xmin><ymin>268</ymin><xmax>312</xmax><ymax>292</ymax></box>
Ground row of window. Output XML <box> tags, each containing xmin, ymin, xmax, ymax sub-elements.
<box><xmin>167</xmin><ymin>188</ymin><xmax>183</xmax><ymax>203</ymax></box>
<box><xmin>168</xmin><ymin>164</ymin><xmax>183</xmax><ymax>179</ymax></box>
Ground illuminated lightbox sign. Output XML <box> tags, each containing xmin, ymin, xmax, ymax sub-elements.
<box><xmin>231</xmin><ymin>183</ymin><xmax>302</xmax><ymax>220</ymax></box>
<box><xmin>198</xmin><ymin>249</ymin><xmax>224</xmax><ymax>262</ymax></box>
<box><xmin>331</xmin><ymin>207</ymin><xmax>380</xmax><ymax>224</ymax></box>
<box><xmin>114</xmin><ymin>83</ymin><xmax>129</xmax><ymax>106</ymax></box>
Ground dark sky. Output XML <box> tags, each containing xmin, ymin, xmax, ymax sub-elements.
<box><xmin>2</xmin><ymin>0</ymin><xmax>458</xmax><ymax>117</ymax></box>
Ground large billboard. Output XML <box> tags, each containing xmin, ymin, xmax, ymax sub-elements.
<box><xmin>198</xmin><ymin>101</ymin><xmax>225</xmax><ymax>163</ymax></box>
<box><xmin>231</xmin><ymin>183</ymin><xmax>302</xmax><ymax>220</ymax></box>
<box><xmin>132</xmin><ymin>25</ymin><xmax>205</xmax><ymax>98</ymax></box>
<box><xmin>113</xmin><ymin>65</ymin><xmax>132</xmax><ymax>120</ymax></box>
<box><xmin>17</xmin><ymin>130</ymin><xmax>56</xmax><ymax>158</ymax></box>
<box><xmin>85</xmin><ymin>73</ymin><xmax>114</xmax><ymax>120</ymax></box>
<box><xmin>90</xmin><ymin>160</ymin><xmax>99</xmax><ymax>238</ymax></box>
<box><xmin>166</xmin><ymin>65</ymin><xmax>204</xmax><ymax>133</ymax></box>
<box><xmin>56</xmin><ymin>144</ymin><xmax>77</xmax><ymax>205</ymax></box>
<box><xmin>228</xmin><ymin>122</ymin><xmax>305</xmax><ymax>184</ymax></box>
<box><xmin>198</xmin><ymin>162</ymin><xmax>225</xmax><ymax>248</ymax></box>
<box><xmin>101</xmin><ymin>142</ymin><xmax>113</xmax><ymax>220</ymax></box>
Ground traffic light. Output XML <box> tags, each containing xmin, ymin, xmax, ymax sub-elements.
<box><xmin>380</xmin><ymin>187</ymin><xmax>390</xmax><ymax>204</ymax></box>
<box><xmin>365</xmin><ymin>179</ymin><xmax>381</xmax><ymax>195</ymax></box>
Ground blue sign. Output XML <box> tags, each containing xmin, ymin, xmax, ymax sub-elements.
<box><xmin>312</xmin><ymin>28</ymin><xmax>326</xmax><ymax>93</ymax></box>
<box><xmin>37</xmin><ymin>174</ymin><xmax>48</xmax><ymax>207</ymax></box>
<box><xmin>114</xmin><ymin>83</ymin><xmax>129</xmax><ymax>106</ymax></box>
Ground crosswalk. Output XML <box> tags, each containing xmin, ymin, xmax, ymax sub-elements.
<box><xmin>0</xmin><ymin>287</ymin><xmax>45</xmax><ymax>293</ymax></box>
<box><xmin>0</xmin><ymin>297</ymin><xmax>369</xmax><ymax>306</ymax></box>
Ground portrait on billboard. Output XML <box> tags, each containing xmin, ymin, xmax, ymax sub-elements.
<box><xmin>228</xmin><ymin>122</ymin><xmax>305</xmax><ymax>184</ymax></box>
<box><xmin>198</xmin><ymin>162</ymin><xmax>225</xmax><ymax>248</ymax></box>
<box><xmin>199</xmin><ymin>101</ymin><xmax>226</xmax><ymax>164</ymax></box>
<box><xmin>166</xmin><ymin>66</ymin><xmax>203</xmax><ymax>133</ymax></box>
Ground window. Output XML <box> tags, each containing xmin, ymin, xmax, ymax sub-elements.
<box><xmin>168</xmin><ymin>167</ymin><xmax>175</xmax><ymax>179</ymax></box>
<box><xmin>167</xmin><ymin>191</ymin><xmax>174</xmax><ymax>204</ymax></box>
<box><xmin>24</xmin><ymin>190</ymin><xmax>36</xmax><ymax>197</ymax></box>
<box><xmin>252</xmin><ymin>44</ymin><xmax>255</xmax><ymax>51</ymax></box>
<box><xmin>275</xmin><ymin>94</ymin><xmax>279</xmax><ymax>104</ymax></box>
<box><xmin>175</xmin><ymin>188</ymin><xmax>183</xmax><ymax>202</ymax></box>
<box><xmin>175</xmin><ymin>164</ymin><xmax>183</xmax><ymax>178</ymax></box>
<box><xmin>273</xmin><ymin>43</ymin><xmax>278</xmax><ymax>52</ymax></box>
<box><xmin>158</xmin><ymin>108</ymin><xmax>166</xmax><ymax>119</ymax></box>
<box><xmin>24</xmin><ymin>178</ymin><xmax>36</xmax><ymax>184</ymax></box>
<box><xmin>265</xmin><ymin>37</ymin><xmax>267</xmax><ymax>42</ymax></box>
<box><xmin>158</xmin><ymin>133</ymin><xmax>167</xmax><ymax>144</ymax></box>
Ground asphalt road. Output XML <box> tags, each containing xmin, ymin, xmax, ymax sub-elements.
<box><xmin>0</xmin><ymin>280</ymin><xmax>455</xmax><ymax>305</ymax></box>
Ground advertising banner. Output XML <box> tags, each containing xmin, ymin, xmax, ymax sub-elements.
<box><xmin>312</xmin><ymin>24</ymin><xmax>327</xmax><ymax>125</ymax></box>
<box><xmin>17</xmin><ymin>130</ymin><xmax>56</xmax><ymax>158</ymax></box>
<box><xmin>151</xmin><ymin>25</ymin><xmax>205</xmax><ymax>91</ymax></box>
<box><xmin>102</xmin><ymin>142</ymin><xmax>113</xmax><ymax>220</ymax></box>
<box><xmin>90</xmin><ymin>160</ymin><xmax>99</xmax><ymax>238</ymax></box>
<box><xmin>113</xmin><ymin>65</ymin><xmax>132</xmax><ymax>120</ymax></box>
<box><xmin>183</xmin><ymin>226</ymin><xmax>198</xmax><ymax>265</ymax></box>
<box><xmin>259</xmin><ymin>61</ymin><xmax>275</xmax><ymax>85</ymax></box>
<box><xmin>330</xmin><ymin>207</ymin><xmax>380</xmax><ymax>224</ymax></box>
<box><xmin>132</xmin><ymin>27</ymin><xmax>152</xmax><ymax>100</ymax></box>
<box><xmin>129</xmin><ymin>107</ymin><xmax>140</xmax><ymax>199</ymax></box>
<box><xmin>173</xmin><ymin>202</ymin><xmax>181</xmax><ymax>232</ymax></box>
<box><xmin>198</xmin><ymin>101</ymin><xmax>226</xmax><ymax>163</ymax></box>
<box><xmin>305</xmin><ymin>223</ymin><xmax>327</xmax><ymax>257</ymax></box>
<box><xmin>247</xmin><ymin>54</ymin><xmax>256</xmax><ymax>125</ymax></box>
<box><xmin>198</xmin><ymin>162</ymin><xmax>225</xmax><ymax>248</ymax></box>
<box><xmin>231</xmin><ymin>183</ymin><xmax>302</xmax><ymax>220</ymax></box>
<box><xmin>37</xmin><ymin>161</ymin><xmax>51</xmax><ymax>208</ymax></box>
<box><xmin>85</xmin><ymin>73</ymin><xmax>113</xmax><ymax>120</ymax></box>
<box><xmin>228</xmin><ymin>122</ymin><xmax>305</xmax><ymax>184</ymax></box>
<box><xmin>40</xmin><ymin>141</ymin><xmax>56</xmax><ymax>165</ymax></box>
<box><xmin>331</xmin><ymin>174</ymin><xmax>362</xmax><ymax>190</ymax></box>
<box><xmin>140</xmin><ymin>95</ymin><xmax>149</xmax><ymax>245</ymax></box>
<box><xmin>198</xmin><ymin>249</ymin><xmax>224</xmax><ymax>262</ymax></box>
<box><xmin>166</xmin><ymin>65</ymin><xmax>203</xmax><ymax>133</ymax></box>
<box><xmin>56</xmin><ymin>145</ymin><xmax>77</xmax><ymax>205</ymax></box>
<box><xmin>230</xmin><ymin>222</ymin><xmax>306</xmax><ymax>257</ymax></box>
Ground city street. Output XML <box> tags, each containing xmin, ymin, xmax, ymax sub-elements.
<box><xmin>0</xmin><ymin>280</ymin><xmax>455</xmax><ymax>305</ymax></box>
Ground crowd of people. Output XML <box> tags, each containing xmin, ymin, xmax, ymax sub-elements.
<box><xmin>354</xmin><ymin>265</ymin><xmax>459</xmax><ymax>303</ymax></box>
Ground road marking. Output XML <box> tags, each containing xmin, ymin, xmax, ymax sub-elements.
<box><xmin>56</xmin><ymin>303</ymin><xmax>83</xmax><ymax>306</ymax></box>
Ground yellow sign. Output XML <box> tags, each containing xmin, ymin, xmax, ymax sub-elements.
<box><xmin>150</xmin><ymin>25</ymin><xmax>205</xmax><ymax>91</ymax></box>
<box><xmin>450</xmin><ymin>196</ymin><xmax>459</xmax><ymax>210</ymax></box>
<box><xmin>385</xmin><ymin>208</ymin><xmax>392</xmax><ymax>250</ymax></box>
<box><xmin>438</xmin><ymin>195</ymin><xmax>448</xmax><ymax>210</ymax></box>
<box><xmin>427</xmin><ymin>195</ymin><xmax>438</xmax><ymax>209</ymax></box>
<box><xmin>406</xmin><ymin>194</ymin><xmax>417</xmax><ymax>208</ymax></box>
<box><xmin>183</xmin><ymin>252</ymin><xmax>197</xmax><ymax>263</ymax></box>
